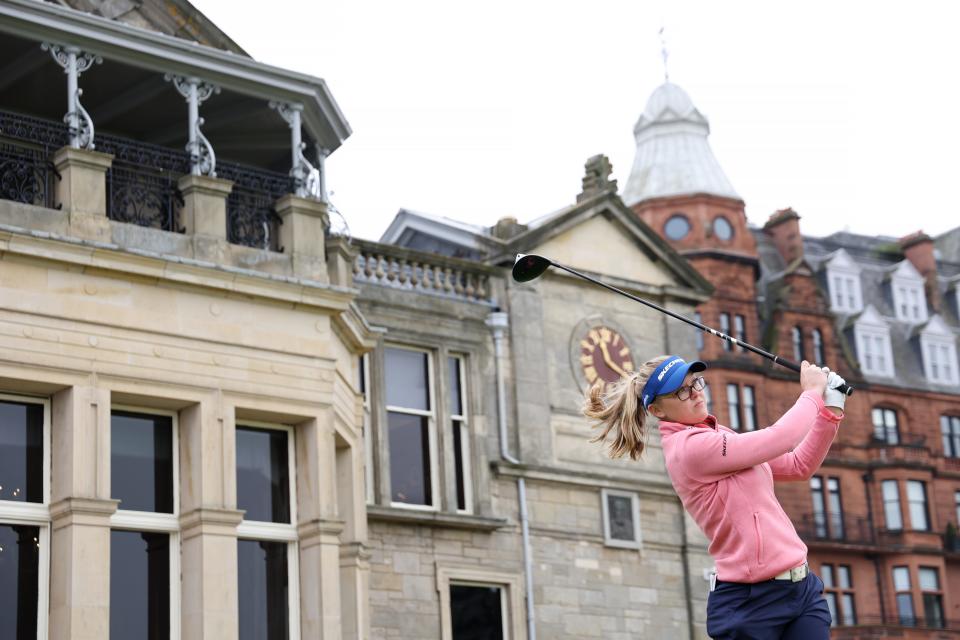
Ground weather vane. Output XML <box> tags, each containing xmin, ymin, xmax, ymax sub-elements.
<box><xmin>658</xmin><ymin>26</ymin><xmax>669</xmax><ymax>83</ymax></box>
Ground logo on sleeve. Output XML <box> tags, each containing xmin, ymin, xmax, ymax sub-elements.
<box><xmin>722</xmin><ymin>434</ymin><xmax>727</xmax><ymax>457</ymax></box>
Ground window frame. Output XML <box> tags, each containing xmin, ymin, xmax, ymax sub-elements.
<box><xmin>921</xmin><ymin>335</ymin><xmax>958</xmax><ymax>386</ymax></box>
<box><xmin>436</xmin><ymin>565</ymin><xmax>524</xmax><ymax>640</ymax></box>
<box><xmin>891</xmin><ymin>265</ymin><xmax>927</xmax><ymax>324</ymax></box>
<box><xmin>719</xmin><ymin>313</ymin><xmax>732</xmax><ymax>352</ymax></box>
<box><xmin>882</xmin><ymin>479</ymin><xmax>902</xmax><ymax>531</ymax></box>
<box><xmin>792</xmin><ymin>326</ymin><xmax>805</xmax><ymax>362</ymax></box>
<box><xmin>0</xmin><ymin>393</ymin><xmax>51</xmax><ymax>640</ymax></box>
<box><xmin>820</xmin><ymin>563</ymin><xmax>856</xmax><ymax>626</ymax></box>
<box><xmin>360</xmin><ymin>354</ymin><xmax>374</xmax><ymax>505</ymax></box>
<box><xmin>742</xmin><ymin>386</ymin><xmax>757</xmax><ymax>432</ymax></box>
<box><xmin>811</xmin><ymin>328</ymin><xmax>825</xmax><ymax>365</ymax></box>
<box><xmin>601</xmin><ymin>489</ymin><xmax>642</xmax><ymax>550</ymax></box>
<box><xmin>855</xmin><ymin>326</ymin><xmax>895</xmax><ymax>377</ymax></box>
<box><xmin>918</xmin><ymin>566</ymin><xmax>944</xmax><ymax>629</ymax></box>
<box><xmin>109</xmin><ymin>404</ymin><xmax>181</xmax><ymax>640</ymax></box>
<box><xmin>726</xmin><ymin>383</ymin><xmax>741</xmax><ymax>430</ymax></box>
<box><xmin>384</xmin><ymin>344</ymin><xmax>440</xmax><ymax>511</ymax></box>
<box><xmin>448</xmin><ymin>354</ymin><xmax>473</xmax><ymax>514</ymax></box>
<box><xmin>235</xmin><ymin>420</ymin><xmax>301</xmax><ymax>640</ymax></box>
<box><xmin>892</xmin><ymin>565</ymin><xmax>915</xmax><ymax>626</ymax></box>
<box><xmin>906</xmin><ymin>479</ymin><xmax>930</xmax><ymax>532</ymax></box>
<box><xmin>733</xmin><ymin>314</ymin><xmax>746</xmax><ymax>352</ymax></box>
<box><xmin>872</xmin><ymin>407</ymin><xmax>900</xmax><ymax>445</ymax></box>
<box><xmin>941</xmin><ymin>415</ymin><xmax>960</xmax><ymax>458</ymax></box>
<box><xmin>826</xmin><ymin>263</ymin><xmax>863</xmax><ymax>314</ymax></box>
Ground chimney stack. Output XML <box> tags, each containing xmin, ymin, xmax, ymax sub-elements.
<box><xmin>899</xmin><ymin>231</ymin><xmax>940</xmax><ymax>312</ymax></box>
<box><xmin>763</xmin><ymin>208</ymin><xmax>804</xmax><ymax>264</ymax></box>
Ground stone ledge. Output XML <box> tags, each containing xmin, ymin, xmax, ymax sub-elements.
<box><xmin>491</xmin><ymin>461</ymin><xmax>678</xmax><ymax>499</ymax></box>
<box><xmin>366</xmin><ymin>505</ymin><xmax>509</xmax><ymax>531</ymax></box>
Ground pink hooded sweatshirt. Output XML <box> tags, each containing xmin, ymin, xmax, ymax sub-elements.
<box><xmin>658</xmin><ymin>390</ymin><xmax>841</xmax><ymax>583</ymax></box>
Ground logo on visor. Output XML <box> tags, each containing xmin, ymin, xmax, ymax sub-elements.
<box><xmin>657</xmin><ymin>358</ymin><xmax>683</xmax><ymax>382</ymax></box>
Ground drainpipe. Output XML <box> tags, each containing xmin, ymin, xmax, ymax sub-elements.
<box><xmin>486</xmin><ymin>310</ymin><xmax>536</xmax><ymax>640</ymax></box>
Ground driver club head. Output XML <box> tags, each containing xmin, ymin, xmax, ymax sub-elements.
<box><xmin>511</xmin><ymin>253</ymin><xmax>553</xmax><ymax>282</ymax></box>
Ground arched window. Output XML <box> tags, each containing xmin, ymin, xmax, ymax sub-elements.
<box><xmin>792</xmin><ymin>327</ymin><xmax>804</xmax><ymax>362</ymax></box>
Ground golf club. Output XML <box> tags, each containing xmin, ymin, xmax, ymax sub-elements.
<box><xmin>512</xmin><ymin>253</ymin><xmax>854</xmax><ymax>396</ymax></box>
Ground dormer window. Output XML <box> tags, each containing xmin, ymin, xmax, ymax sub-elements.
<box><xmin>825</xmin><ymin>250</ymin><xmax>863</xmax><ymax>314</ymax></box>
<box><xmin>919</xmin><ymin>316</ymin><xmax>959</xmax><ymax>386</ymax></box>
<box><xmin>890</xmin><ymin>261</ymin><xmax>927</xmax><ymax>323</ymax></box>
<box><xmin>853</xmin><ymin>305</ymin><xmax>895</xmax><ymax>377</ymax></box>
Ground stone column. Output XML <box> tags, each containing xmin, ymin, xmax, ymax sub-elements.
<box><xmin>276</xmin><ymin>194</ymin><xmax>329</xmax><ymax>282</ymax></box>
<box><xmin>49</xmin><ymin>385</ymin><xmax>117</xmax><ymax>640</ymax></box>
<box><xmin>178</xmin><ymin>401</ymin><xmax>243</xmax><ymax>640</ymax></box>
<box><xmin>296</xmin><ymin>414</ymin><xmax>343</xmax><ymax>638</ymax></box>
<box><xmin>178</xmin><ymin>174</ymin><xmax>233</xmax><ymax>264</ymax></box>
<box><xmin>53</xmin><ymin>146</ymin><xmax>113</xmax><ymax>243</ymax></box>
<box><xmin>336</xmin><ymin>437</ymin><xmax>370</xmax><ymax>639</ymax></box>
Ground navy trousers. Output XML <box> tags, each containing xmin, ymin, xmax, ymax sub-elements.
<box><xmin>706</xmin><ymin>572</ymin><xmax>832</xmax><ymax>639</ymax></box>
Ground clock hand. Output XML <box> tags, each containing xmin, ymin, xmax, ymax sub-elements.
<box><xmin>598</xmin><ymin>340</ymin><xmax>628</xmax><ymax>378</ymax></box>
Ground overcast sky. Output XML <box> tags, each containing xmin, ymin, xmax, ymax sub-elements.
<box><xmin>194</xmin><ymin>0</ymin><xmax>960</xmax><ymax>244</ymax></box>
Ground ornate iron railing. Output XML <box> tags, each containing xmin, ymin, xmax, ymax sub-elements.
<box><xmin>97</xmin><ymin>132</ymin><xmax>189</xmax><ymax>232</ymax></box>
<box><xmin>0</xmin><ymin>111</ymin><xmax>69</xmax><ymax>209</ymax></box>
<box><xmin>218</xmin><ymin>161</ymin><xmax>292</xmax><ymax>252</ymax></box>
<box><xmin>0</xmin><ymin>109</ymin><xmax>296</xmax><ymax>248</ymax></box>
<box><xmin>352</xmin><ymin>239</ymin><xmax>496</xmax><ymax>305</ymax></box>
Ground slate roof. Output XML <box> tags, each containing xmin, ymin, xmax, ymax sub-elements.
<box><xmin>754</xmin><ymin>227</ymin><xmax>960</xmax><ymax>394</ymax></box>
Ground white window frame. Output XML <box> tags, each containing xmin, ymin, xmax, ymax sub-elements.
<box><xmin>890</xmin><ymin>261</ymin><xmax>927</xmax><ymax>323</ymax></box>
<box><xmin>853</xmin><ymin>306</ymin><xmax>895</xmax><ymax>377</ymax></box>
<box><xmin>385</xmin><ymin>345</ymin><xmax>440</xmax><ymax>512</ymax></box>
<box><xmin>601</xmin><ymin>489</ymin><xmax>642</xmax><ymax>549</ymax></box>
<box><xmin>825</xmin><ymin>250</ymin><xmax>863</xmax><ymax>314</ymax></box>
<box><xmin>109</xmin><ymin>404</ymin><xmax>181</xmax><ymax>640</ymax></box>
<box><xmin>0</xmin><ymin>393</ymin><xmax>51</xmax><ymax>640</ymax></box>
<box><xmin>235</xmin><ymin>420</ymin><xmax>300</xmax><ymax>640</ymax></box>
<box><xmin>436</xmin><ymin>565</ymin><xmax>524</xmax><ymax>640</ymax></box>
<box><xmin>449</xmin><ymin>354</ymin><xmax>473</xmax><ymax>514</ymax></box>
<box><xmin>360</xmin><ymin>354</ymin><xmax>374</xmax><ymax>504</ymax></box>
<box><xmin>919</xmin><ymin>317</ymin><xmax>958</xmax><ymax>386</ymax></box>
<box><xmin>811</xmin><ymin>328</ymin><xmax>825</xmax><ymax>364</ymax></box>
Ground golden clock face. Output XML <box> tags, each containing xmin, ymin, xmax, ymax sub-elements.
<box><xmin>579</xmin><ymin>325</ymin><xmax>634</xmax><ymax>389</ymax></box>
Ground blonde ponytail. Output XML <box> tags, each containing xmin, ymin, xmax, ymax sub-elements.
<box><xmin>582</xmin><ymin>356</ymin><xmax>670</xmax><ymax>460</ymax></box>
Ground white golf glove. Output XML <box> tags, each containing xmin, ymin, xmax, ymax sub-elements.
<box><xmin>824</xmin><ymin>371</ymin><xmax>847</xmax><ymax>412</ymax></box>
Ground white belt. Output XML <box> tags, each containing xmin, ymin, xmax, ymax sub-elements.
<box><xmin>772</xmin><ymin>562</ymin><xmax>809</xmax><ymax>582</ymax></box>
<box><xmin>709</xmin><ymin>562</ymin><xmax>808</xmax><ymax>591</ymax></box>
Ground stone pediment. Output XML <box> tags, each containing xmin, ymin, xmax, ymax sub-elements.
<box><xmin>506</xmin><ymin>196</ymin><xmax>712</xmax><ymax>297</ymax></box>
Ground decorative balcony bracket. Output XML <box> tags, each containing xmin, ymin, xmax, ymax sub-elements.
<box><xmin>165</xmin><ymin>75</ymin><xmax>220</xmax><ymax>177</ymax></box>
<box><xmin>269</xmin><ymin>101</ymin><xmax>318</xmax><ymax>199</ymax></box>
<box><xmin>41</xmin><ymin>43</ymin><xmax>102</xmax><ymax>150</ymax></box>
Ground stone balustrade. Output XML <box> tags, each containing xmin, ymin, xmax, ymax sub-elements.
<box><xmin>352</xmin><ymin>239</ymin><xmax>496</xmax><ymax>305</ymax></box>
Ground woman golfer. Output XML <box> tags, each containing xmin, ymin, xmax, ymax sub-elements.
<box><xmin>584</xmin><ymin>355</ymin><xmax>845</xmax><ymax>639</ymax></box>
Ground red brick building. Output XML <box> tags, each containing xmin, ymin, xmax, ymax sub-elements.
<box><xmin>625</xmin><ymin>81</ymin><xmax>960</xmax><ymax>637</ymax></box>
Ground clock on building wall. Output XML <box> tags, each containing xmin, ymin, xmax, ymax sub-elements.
<box><xmin>577</xmin><ymin>325</ymin><xmax>635</xmax><ymax>390</ymax></box>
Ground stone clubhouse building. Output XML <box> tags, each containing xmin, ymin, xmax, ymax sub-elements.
<box><xmin>1</xmin><ymin>1</ymin><xmax>959</xmax><ymax>640</ymax></box>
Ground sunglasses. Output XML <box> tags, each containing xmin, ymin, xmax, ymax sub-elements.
<box><xmin>672</xmin><ymin>376</ymin><xmax>706</xmax><ymax>402</ymax></box>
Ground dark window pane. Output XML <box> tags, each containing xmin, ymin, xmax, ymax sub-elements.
<box><xmin>896</xmin><ymin>593</ymin><xmax>915</xmax><ymax>626</ymax></box>
<box><xmin>0</xmin><ymin>401</ymin><xmax>44</xmax><ymax>503</ymax></box>
<box><xmin>238</xmin><ymin>540</ymin><xmax>288</xmax><ymax>640</ymax></box>
<box><xmin>923</xmin><ymin>593</ymin><xmax>944</xmax><ymax>628</ymax></box>
<box><xmin>451</xmin><ymin>585</ymin><xmax>503</xmax><ymax>640</ymax></box>
<box><xmin>0</xmin><ymin>524</ymin><xmax>39</xmax><ymax>640</ymax></box>
<box><xmin>110</xmin><ymin>530</ymin><xmax>169</xmax><ymax>640</ymax></box>
<box><xmin>385</xmin><ymin>348</ymin><xmax>429</xmax><ymax>410</ymax></box>
<box><xmin>453</xmin><ymin>420</ymin><xmax>465</xmax><ymax>510</ymax></box>
<box><xmin>388</xmin><ymin>412</ymin><xmax>431</xmax><ymax>505</ymax></box>
<box><xmin>448</xmin><ymin>357</ymin><xmax>463</xmax><ymax>416</ymax></box>
<box><xmin>236</xmin><ymin>427</ymin><xmax>290</xmax><ymax>524</ymax></box>
<box><xmin>607</xmin><ymin>494</ymin><xmax>635</xmax><ymax>541</ymax></box>
<box><xmin>111</xmin><ymin>411</ymin><xmax>173</xmax><ymax>513</ymax></box>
